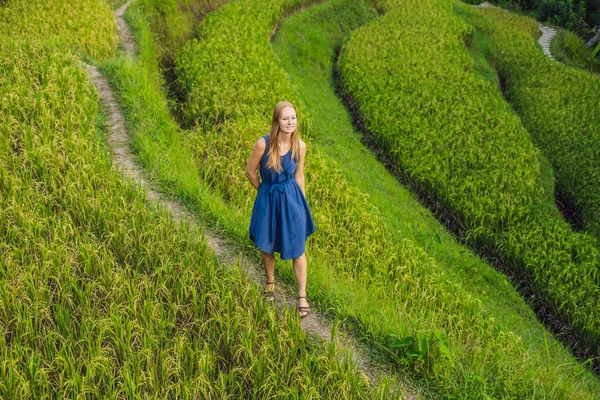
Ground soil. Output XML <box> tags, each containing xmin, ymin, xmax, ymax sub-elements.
<box><xmin>115</xmin><ymin>0</ymin><xmax>137</xmax><ymax>56</ymax></box>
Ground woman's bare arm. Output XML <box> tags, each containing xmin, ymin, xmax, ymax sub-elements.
<box><xmin>246</xmin><ymin>137</ymin><xmax>266</xmax><ymax>190</ymax></box>
<box><xmin>295</xmin><ymin>140</ymin><xmax>307</xmax><ymax>195</ymax></box>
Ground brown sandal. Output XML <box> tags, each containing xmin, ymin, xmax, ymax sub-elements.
<box><xmin>263</xmin><ymin>282</ymin><xmax>275</xmax><ymax>302</ymax></box>
<box><xmin>297</xmin><ymin>296</ymin><xmax>310</xmax><ymax>318</ymax></box>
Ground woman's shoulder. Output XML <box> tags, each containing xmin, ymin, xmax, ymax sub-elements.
<box><xmin>297</xmin><ymin>138</ymin><xmax>306</xmax><ymax>155</ymax></box>
<box><xmin>254</xmin><ymin>135</ymin><xmax>267</xmax><ymax>150</ymax></box>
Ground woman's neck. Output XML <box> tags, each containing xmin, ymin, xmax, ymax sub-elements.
<box><xmin>277</xmin><ymin>131</ymin><xmax>292</xmax><ymax>146</ymax></box>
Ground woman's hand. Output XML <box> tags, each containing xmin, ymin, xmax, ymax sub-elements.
<box><xmin>246</xmin><ymin>137</ymin><xmax>266</xmax><ymax>190</ymax></box>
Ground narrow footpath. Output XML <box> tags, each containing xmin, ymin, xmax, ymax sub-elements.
<box><xmin>83</xmin><ymin>0</ymin><xmax>409</xmax><ymax>395</ymax></box>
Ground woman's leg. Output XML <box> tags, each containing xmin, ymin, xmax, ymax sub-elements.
<box><xmin>261</xmin><ymin>251</ymin><xmax>275</xmax><ymax>288</ymax></box>
<box><xmin>293</xmin><ymin>253</ymin><xmax>309</xmax><ymax>315</ymax></box>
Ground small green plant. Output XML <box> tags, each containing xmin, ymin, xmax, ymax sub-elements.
<box><xmin>390</xmin><ymin>329</ymin><xmax>453</xmax><ymax>372</ymax></box>
<box><xmin>391</xmin><ymin>334</ymin><xmax>429</xmax><ymax>364</ymax></box>
<box><xmin>591</xmin><ymin>39</ymin><xmax>600</xmax><ymax>59</ymax></box>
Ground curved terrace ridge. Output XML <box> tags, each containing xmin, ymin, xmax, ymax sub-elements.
<box><xmin>337</xmin><ymin>0</ymin><xmax>600</xmax><ymax>391</ymax></box>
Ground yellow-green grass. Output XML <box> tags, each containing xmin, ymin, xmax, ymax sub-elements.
<box><xmin>0</xmin><ymin>0</ymin><xmax>117</xmax><ymax>61</ymax></box>
<box><xmin>120</xmin><ymin>0</ymin><xmax>232</xmax><ymax>115</ymax></box>
<box><xmin>460</xmin><ymin>3</ymin><xmax>600</xmax><ymax>243</ymax></box>
<box><xmin>339</xmin><ymin>0</ymin><xmax>600</xmax><ymax>366</ymax></box>
<box><xmin>97</xmin><ymin>0</ymin><xmax>600</xmax><ymax>396</ymax></box>
<box><xmin>0</xmin><ymin>1</ymin><xmax>381</xmax><ymax>398</ymax></box>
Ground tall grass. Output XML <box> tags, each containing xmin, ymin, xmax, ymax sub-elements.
<box><xmin>94</xmin><ymin>0</ymin><xmax>600</xmax><ymax>396</ymax></box>
<box><xmin>0</xmin><ymin>0</ymin><xmax>379</xmax><ymax>397</ymax></box>
<box><xmin>339</xmin><ymin>0</ymin><xmax>600</xmax><ymax>366</ymax></box>
<box><xmin>0</xmin><ymin>0</ymin><xmax>117</xmax><ymax>61</ymax></box>
<box><xmin>460</xmin><ymin>4</ymin><xmax>600</xmax><ymax>243</ymax></box>
<box><xmin>551</xmin><ymin>29</ymin><xmax>599</xmax><ymax>71</ymax></box>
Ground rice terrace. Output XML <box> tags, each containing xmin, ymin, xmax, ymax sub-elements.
<box><xmin>2</xmin><ymin>0</ymin><xmax>600</xmax><ymax>398</ymax></box>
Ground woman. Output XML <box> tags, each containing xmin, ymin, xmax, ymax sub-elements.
<box><xmin>246</xmin><ymin>101</ymin><xmax>315</xmax><ymax>318</ymax></box>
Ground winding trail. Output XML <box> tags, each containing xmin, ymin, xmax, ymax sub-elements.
<box><xmin>115</xmin><ymin>1</ymin><xmax>136</xmax><ymax>56</ymax></box>
<box><xmin>538</xmin><ymin>25</ymin><xmax>557</xmax><ymax>60</ymax></box>
<box><xmin>475</xmin><ymin>1</ymin><xmax>556</xmax><ymax>60</ymax></box>
<box><xmin>83</xmin><ymin>0</ymin><xmax>405</xmax><ymax>395</ymax></box>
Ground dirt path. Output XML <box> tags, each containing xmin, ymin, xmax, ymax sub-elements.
<box><xmin>474</xmin><ymin>1</ymin><xmax>556</xmax><ymax>60</ymax></box>
<box><xmin>474</xmin><ymin>1</ymin><xmax>496</xmax><ymax>8</ymax></box>
<box><xmin>83</xmin><ymin>0</ymin><xmax>413</xmax><ymax>396</ymax></box>
<box><xmin>115</xmin><ymin>0</ymin><xmax>137</xmax><ymax>56</ymax></box>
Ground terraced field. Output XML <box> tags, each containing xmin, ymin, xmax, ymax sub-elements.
<box><xmin>458</xmin><ymin>4</ymin><xmax>600</xmax><ymax>242</ymax></box>
<box><xmin>3</xmin><ymin>0</ymin><xmax>600</xmax><ymax>398</ymax></box>
<box><xmin>340</xmin><ymin>0</ymin><xmax>600</xmax><ymax>370</ymax></box>
<box><xmin>0</xmin><ymin>1</ymin><xmax>385</xmax><ymax>398</ymax></box>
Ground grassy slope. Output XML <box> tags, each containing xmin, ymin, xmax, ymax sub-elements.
<box><xmin>272</xmin><ymin>0</ymin><xmax>600</xmax><ymax>397</ymax></box>
<box><xmin>0</xmin><ymin>0</ymin><xmax>379</xmax><ymax>398</ymax></box>
<box><xmin>340</xmin><ymin>0</ymin><xmax>600</xmax><ymax>367</ymax></box>
<box><xmin>97</xmin><ymin>0</ymin><xmax>599</xmax><ymax>397</ymax></box>
<box><xmin>457</xmin><ymin>7</ymin><xmax>563</xmax><ymax>220</ymax></box>
<box><xmin>463</xmin><ymin>4</ymin><xmax>600</xmax><ymax>242</ymax></box>
<box><xmin>274</xmin><ymin>0</ymin><xmax>547</xmax><ymax>349</ymax></box>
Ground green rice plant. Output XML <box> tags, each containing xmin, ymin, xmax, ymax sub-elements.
<box><xmin>461</xmin><ymin>5</ymin><xmax>600</xmax><ymax>244</ymax></box>
<box><xmin>339</xmin><ymin>0</ymin><xmax>600</xmax><ymax>372</ymax></box>
<box><xmin>0</xmin><ymin>38</ymin><xmax>375</xmax><ymax>400</ymax></box>
<box><xmin>123</xmin><ymin>0</ymin><xmax>232</xmax><ymax>113</ymax></box>
<box><xmin>89</xmin><ymin>0</ymin><xmax>600</xmax><ymax>396</ymax></box>
<box><xmin>0</xmin><ymin>1</ymin><xmax>381</xmax><ymax>398</ymax></box>
<box><xmin>0</xmin><ymin>0</ymin><xmax>117</xmax><ymax>61</ymax></box>
<box><xmin>130</xmin><ymin>0</ymin><xmax>231</xmax><ymax>68</ymax></box>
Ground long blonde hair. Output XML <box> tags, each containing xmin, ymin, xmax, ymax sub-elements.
<box><xmin>266</xmin><ymin>101</ymin><xmax>300</xmax><ymax>172</ymax></box>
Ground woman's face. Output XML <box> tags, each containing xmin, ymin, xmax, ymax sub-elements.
<box><xmin>278</xmin><ymin>106</ymin><xmax>297</xmax><ymax>135</ymax></box>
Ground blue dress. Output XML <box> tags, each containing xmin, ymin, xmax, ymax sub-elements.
<box><xmin>249</xmin><ymin>135</ymin><xmax>315</xmax><ymax>260</ymax></box>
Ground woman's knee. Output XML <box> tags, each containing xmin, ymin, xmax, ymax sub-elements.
<box><xmin>293</xmin><ymin>253</ymin><xmax>306</xmax><ymax>263</ymax></box>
